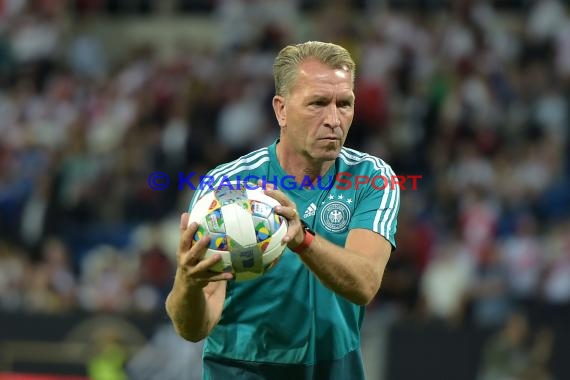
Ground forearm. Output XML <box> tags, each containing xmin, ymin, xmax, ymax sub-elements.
<box><xmin>296</xmin><ymin>236</ymin><xmax>383</xmax><ymax>305</ymax></box>
<box><xmin>165</xmin><ymin>270</ymin><xmax>212</xmax><ymax>342</ymax></box>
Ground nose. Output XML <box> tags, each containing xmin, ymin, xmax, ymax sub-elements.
<box><xmin>324</xmin><ymin>104</ymin><xmax>341</xmax><ymax>129</ymax></box>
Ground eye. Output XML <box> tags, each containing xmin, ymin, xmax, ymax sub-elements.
<box><xmin>338</xmin><ymin>101</ymin><xmax>353</xmax><ymax>108</ymax></box>
<box><xmin>310</xmin><ymin>100</ymin><xmax>327</xmax><ymax>107</ymax></box>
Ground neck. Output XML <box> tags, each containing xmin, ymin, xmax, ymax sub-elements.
<box><xmin>276</xmin><ymin>141</ymin><xmax>334</xmax><ymax>185</ymax></box>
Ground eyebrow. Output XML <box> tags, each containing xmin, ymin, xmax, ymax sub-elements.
<box><xmin>307</xmin><ymin>93</ymin><xmax>355</xmax><ymax>102</ymax></box>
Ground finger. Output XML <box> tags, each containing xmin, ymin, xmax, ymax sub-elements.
<box><xmin>274</xmin><ymin>205</ymin><xmax>299</xmax><ymax>221</ymax></box>
<box><xmin>207</xmin><ymin>272</ymin><xmax>234</xmax><ymax>282</ymax></box>
<box><xmin>181</xmin><ymin>235</ymin><xmax>210</xmax><ymax>266</ymax></box>
<box><xmin>190</xmin><ymin>251</ymin><xmax>223</xmax><ymax>273</ymax></box>
<box><xmin>282</xmin><ymin>224</ymin><xmax>301</xmax><ymax>245</ymax></box>
<box><xmin>193</xmin><ymin>272</ymin><xmax>233</xmax><ymax>283</ymax></box>
<box><xmin>180</xmin><ymin>213</ymin><xmax>189</xmax><ymax>230</ymax></box>
<box><xmin>264</xmin><ymin>188</ymin><xmax>294</xmax><ymax>208</ymax></box>
<box><xmin>272</xmin><ymin>207</ymin><xmax>302</xmax><ymax>245</ymax></box>
<box><xmin>258</xmin><ymin>179</ymin><xmax>275</xmax><ymax>190</ymax></box>
<box><xmin>179</xmin><ymin>219</ymin><xmax>199</xmax><ymax>253</ymax></box>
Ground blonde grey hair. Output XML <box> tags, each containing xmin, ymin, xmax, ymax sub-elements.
<box><xmin>273</xmin><ymin>41</ymin><xmax>356</xmax><ymax>97</ymax></box>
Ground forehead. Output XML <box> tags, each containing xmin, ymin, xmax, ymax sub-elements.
<box><xmin>291</xmin><ymin>59</ymin><xmax>353</xmax><ymax>96</ymax></box>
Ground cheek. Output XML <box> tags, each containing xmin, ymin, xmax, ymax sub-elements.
<box><xmin>343</xmin><ymin>109</ymin><xmax>354</xmax><ymax>121</ymax></box>
<box><xmin>340</xmin><ymin>111</ymin><xmax>353</xmax><ymax>130</ymax></box>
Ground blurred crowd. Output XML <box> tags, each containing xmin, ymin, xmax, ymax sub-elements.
<box><xmin>0</xmin><ymin>0</ymin><xmax>569</xmax><ymax>343</ymax></box>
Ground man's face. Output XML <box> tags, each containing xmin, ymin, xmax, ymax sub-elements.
<box><xmin>273</xmin><ymin>59</ymin><xmax>355</xmax><ymax>162</ymax></box>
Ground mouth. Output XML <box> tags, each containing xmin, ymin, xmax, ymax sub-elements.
<box><xmin>318</xmin><ymin>137</ymin><xmax>341</xmax><ymax>141</ymax></box>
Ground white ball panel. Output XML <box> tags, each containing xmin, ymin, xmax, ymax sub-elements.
<box><xmin>246</xmin><ymin>187</ymin><xmax>281</xmax><ymax>208</ymax></box>
<box><xmin>230</xmin><ymin>244</ymin><xmax>263</xmax><ymax>274</ymax></box>
<box><xmin>219</xmin><ymin>251</ymin><xmax>233</xmax><ymax>272</ymax></box>
<box><xmin>188</xmin><ymin>192</ymin><xmax>216</xmax><ymax>226</ymax></box>
<box><xmin>264</xmin><ymin>221</ymin><xmax>288</xmax><ymax>251</ymax></box>
<box><xmin>221</xmin><ymin>204</ymin><xmax>257</xmax><ymax>247</ymax></box>
<box><xmin>262</xmin><ymin>223</ymin><xmax>287</xmax><ymax>265</ymax></box>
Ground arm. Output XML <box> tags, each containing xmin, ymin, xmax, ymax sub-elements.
<box><xmin>166</xmin><ymin>273</ymin><xmax>227</xmax><ymax>342</ymax></box>
<box><xmin>294</xmin><ymin>228</ymin><xmax>392</xmax><ymax>305</ymax></box>
<box><xmin>165</xmin><ymin>213</ymin><xmax>231</xmax><ymax>342</ymax></box>
<box><xmin>266</xmin><ymin>185</ymin><xmax>398</xmax><ymax>306</ymax></box>
<box><xmin>264</xmin><ymin>161</ymin><xmax>400</xmax><ymax>305</ymax></box>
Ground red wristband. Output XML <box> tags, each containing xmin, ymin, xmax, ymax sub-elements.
<box><xmin>291</xmin><ymin>228</ymin><xmax>315</xmax><ymax>254</ymax></box>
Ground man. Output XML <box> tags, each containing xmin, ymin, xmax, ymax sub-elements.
<box><xmin>166</xmin><ymin>41</ymin><xmax>400</xmax><ymax>379</ymax></box>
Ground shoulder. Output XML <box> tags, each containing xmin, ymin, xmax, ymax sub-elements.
<box><xmin>206</xmin><ymin>146</ymin><xmax>271</xmax><ymax>179</ymax></box>
<box><xmin>338</xmin><ymin>146</ymin><xmax>396</xmax><ymax>175</ymax></box>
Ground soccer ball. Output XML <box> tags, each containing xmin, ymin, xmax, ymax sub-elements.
<box><xmin>188</xmin><ymin>181</ymin><xmax>288</xmax><ymax>281</ymax></box>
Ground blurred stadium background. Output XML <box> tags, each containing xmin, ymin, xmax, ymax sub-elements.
<box><xmin>0</xmin><ymin>0</ymin><xmax>569</xmax><ymax>379</ymax></box>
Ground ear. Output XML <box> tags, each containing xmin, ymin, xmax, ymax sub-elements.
<box><xmin>272</xmin><ymin>95</ymin><xmax>286</xmax><ymax>128</ymax></box>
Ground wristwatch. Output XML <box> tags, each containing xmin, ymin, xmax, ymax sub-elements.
<box><xmin>291</xmin><ymin>219</ymin><xmax>315</xmax><ymax>254</ymax></box>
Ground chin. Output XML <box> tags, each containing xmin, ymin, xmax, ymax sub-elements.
<box><xmin>318</xmin><ymin>148</ymin><xmax>341</xmax><ymax>161</ymax></box>
<box><xmin>309</xmin><ymin>140</ymin><xmax>343</xmax><ymax>161</ymax></box>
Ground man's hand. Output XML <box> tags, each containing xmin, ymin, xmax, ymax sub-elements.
<box><xmin>257</xmin><ymin>182</ymin><xmax>392</xmax><ymax>306</ymax></box>
<box><xmin>259</xmin><ymin>181</ymin><xmax>305</xmax><ymax>249</ymax></box>
<box><xmin>177</xmin><ymin>213</ymin><xmax>233</xmax><ymax>288</ymax></box>
<box><xmin>166</xmin><ymin>213</ymin><xmax>230</xmax><ymax>342</ymax></box>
